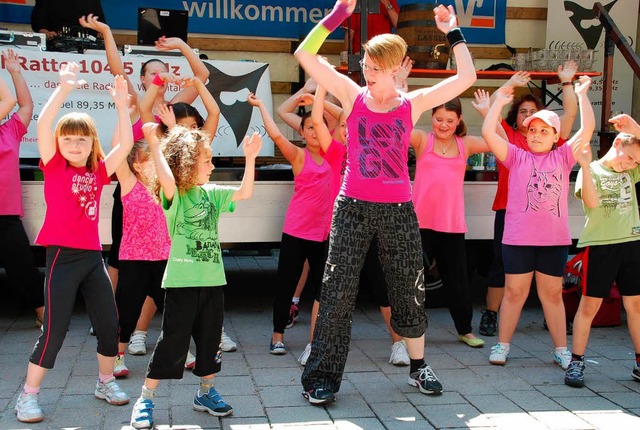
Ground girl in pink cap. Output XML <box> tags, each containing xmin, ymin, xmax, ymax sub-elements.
<box><xmin>481</xmin><ymin>76</ymin><xmax>595</xmax><ymax>369</ymax></box>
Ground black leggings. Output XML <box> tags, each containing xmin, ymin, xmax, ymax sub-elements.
<box><xmin>115</xmin><ymin>260</ymin><xmax>167</xmax><ymax>343</ymax></box>
<box><xmin>420</xmin><ymin>229</ymin><xmax>472</xmax><ymax>335</ymax></box>
<box><xmin>31</xmin><ymin>247</ymin><xmax>118</xmax><ymax>369</ymax></box>
<box><xmin>273</xmin><ymin>233</ymin><xmax>327</xmax><ymax>334</ymax></box>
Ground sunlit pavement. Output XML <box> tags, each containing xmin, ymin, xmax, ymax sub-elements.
<box><xmin>1</xmin><ymin>253</ymin><xmax>639</xmax><ymax>429</ymax></box>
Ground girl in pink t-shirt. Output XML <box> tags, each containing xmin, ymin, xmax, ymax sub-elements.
<box><xmin>248</xmin><ymin>92</ymin><xmax>333</xmax><ymax>358</ymax></box>
<box><xmin>481</xmin><ymin>76</ymin><xmax>594</xmax><ymax>369</ymax></box>
<box><xmin>412</xmin><ymin>95</ymin><xmax>495</xmax><ymax>349</ymax></box>
<box><xmin>15</xmin><ymin>65</ymin><xmax>134</xmax><ymax>424</ymax></box>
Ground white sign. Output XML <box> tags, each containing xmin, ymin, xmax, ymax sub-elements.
<box><xmin>0</xmin><ymin>47</ymin><xmax>275</xmax><ymax>158</ymax></box>
<box><xmin>545</xmin><ymin>0</ymin><xmax>638</xmax><ymax>131</ymax></box>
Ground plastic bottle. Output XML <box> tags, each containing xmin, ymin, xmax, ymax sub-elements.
<box><xmin>485</xmin><ymin>152</ymin><xmax>496</xmax><ymax>171</ymax></box>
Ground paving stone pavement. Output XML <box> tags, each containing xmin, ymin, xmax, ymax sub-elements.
<box><xmin>1</xmin><ymin>254</ymin><xmax>639</xmax><ymax>429</ymax></box>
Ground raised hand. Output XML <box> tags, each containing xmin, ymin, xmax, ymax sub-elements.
<box><xmin>571</xmin><ymin>137</ymin><xmax>592</xmax><ymax>168</ymax></box>
<box><xmin>297</xmin><ymin>93</ymin><xmax>315</xmax><ymax>106</ymax></box>
<box><xmin>157</xmin><ymin>104</ymin><xmax>176</xmax><ymax>129</ymax></box>
<box><xmin>434</xmin><ymin>5</ymin><xmax>457</xmax><ymax>34</ymax></box>
<box><xmin>396</xmin><ymin>56</ymin><xmax>414</xmax><ymax>83</ymax></box>
<box><xmin>557</xmin><ymin>60</ymin><xmax>578</xmax><ymax>84</ymax></box>
<box><xmin>302</xmin><ymin>77</ymin><xmax>318</xmax><ymax>93</ymax></box>
<box><xmin>471</xmin><ymin>89</ymin><xmax>491</xmax><ymax>116</ymax></box>
<box><xmin>506</xmin><ymin>71</ymin><xmax>531</xmax><ymax>88</ymax></box>
<box><xmin>494</xmin><ymin>86</ymin><xmax>514</xmax><ymax>107</ymax></box>
<box><xmin>142</xmin><ymin>122</ymin><xmax>161</xmax><ymax>149</ymax></box>
<box><xmin>79</xmin><ymin>14</ymin><xmax>110</xmax><ymax>34</ymax></box>
<box><xmin>574</xmin><ymin>75</ymin><xmax>591</xmax><ymax>96</ymax></box>
<box><xmin>247</xmin><ymin>92</ymin><xmax>262</xmax><ymax>107</ymax></box>
<box><xmin>155</xmin><ymin>36</ymin><xmax>187</xmax><ymax>51</ymax></box>
<box><xmin>110</xmin><ymin>75</ymin><xmax>129</xmax><ymax>109</ymax></box>
<box><xmin>2</xmin><ymin>49</ymin><xmax>21</xmax><ymax>74</ymax></box>
<box><xmin>609</xmin><ymin>113</ymin><xmax>640</xmax><ymax>135</ymax></box>
<box><xmin>59</xmin><ymin>62</ymin><xmax>86</xmax><ymax>91</ymax></box>
<box><xmin>243</xmin><ymin>132</ymin><xmax>262</xmax><ymax>160</ymax></box>
<box><xmin>337</xmin><ymin>0</ymin><xmax>357</xmax><ymax>15</ymax></box>
<box><xmin>181</xmin><ymin>76</ymin><xmax>202</xmax><ymax>88</ymax></box>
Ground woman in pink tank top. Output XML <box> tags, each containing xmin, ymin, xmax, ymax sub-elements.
<box><xmin>412</xmin><ymin>95</ymin><xmax>495</xmax><ymax>350</ymax></box>
<box><xmin>248</xmin><ymin>93</ymin><xmax>333</xmax><ymax>358</ymax></box>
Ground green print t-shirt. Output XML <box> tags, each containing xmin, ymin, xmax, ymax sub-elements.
<box><xmin>161</xmin><ymin>184</ymin><xmax>236</xmax><ymax>288</ymax></box>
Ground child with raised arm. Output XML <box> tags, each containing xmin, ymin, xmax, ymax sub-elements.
<box><xmin>0</xmin><ymin>49</ymin><xmax>44</xmax><ymax>327</ymax></box>
<box><xmin>294</xmin><ymin>0</ymin><xmax>475</xmax><ymax>404</ymax></box>
<box><xmin>247</xmin><ymin>92</ymin><xmax>332</xmax><ymax>360</ymax></box>
<box><xmin>129</xmin><ymin>123</ymin><xmax>261</xmax><ymax>429</ymax></box>
<box><xmin>565</xmin><ymin>113</ymin><xmax>640</xmax><ymax>387</ymax></box>
<box><xmin>15</xmin><ymin>65</ymin><xmax>133</xmax><ymax>423</ymax></box>
<box><xmin>481</xmin><ymin>76</ymin><xmax>595</xmax><ymax>369</ymax></box>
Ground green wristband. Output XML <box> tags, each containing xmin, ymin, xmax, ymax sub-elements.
<box><xmin>298</xmin><ymin>25</ymin><xmax>331</xmax><ymax>55</ymax></box>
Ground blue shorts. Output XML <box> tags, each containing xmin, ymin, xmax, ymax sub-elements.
<box><xmin>502</xmin><ymin>244</ymin><xmax>568</xmax><ymax>277</ymax></box>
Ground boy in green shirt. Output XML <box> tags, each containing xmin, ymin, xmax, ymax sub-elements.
<box><xmin>566</xmin><ymin>113</ymin><xmax>640</xmax><ymax>387</ymax></box>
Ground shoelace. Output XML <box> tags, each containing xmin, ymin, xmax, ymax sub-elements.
<box><xmin>566</xmin><ymin>362</ymin><xmax>584</xmax><ymax>377</ymax></box>
<box><xmin>417</xmin><ymin>366</ymin><xmax>438</xmax><ymax>382</ymax></box>
<box><xmin>101</xmin><ymin>380</ymin><xmax>123</xmax><ymax>397</ymax></box>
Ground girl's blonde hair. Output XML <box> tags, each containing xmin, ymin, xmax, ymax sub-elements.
<box><xmin>127</xmin><ymin>140</ymin><xmax>160</xmax><ymax>201</ymax></box>
<box><xmin>161</xmin><ymin>126</ymin><xmax>212</xmax><ymax>194</ymax></box>
<box><xmin>54</xmin><ymin>112</ymin><xmax>104</xmax><ymax>171</ymax></box>
<box><xmin>362</xmin><ymin>33</ymin><xmax>407</xmax><ymax>72</ymax></box>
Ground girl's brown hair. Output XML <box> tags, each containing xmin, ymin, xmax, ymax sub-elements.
<box><xmin>54</xmin><ymin>112</ymin><xmax>104</xmax><ymax>171</ymax></box>
<box><xmin>161</xmin><ymin>126</ymin><xmax>212</xmax><ymax>194</ymax></box>
<box><xmin>505</xmin><ymin>94</ymin><xmax>544</xmax><ymax>130</ymax></box>
<box><xmin>432</xmin><ymin>98</ymin><xmax>467</xmax><ymax>137</ymax></box>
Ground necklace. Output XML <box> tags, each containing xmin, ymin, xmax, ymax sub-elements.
<box><xmin>436</xmin><ymin>138</ymin><xmax>454</xmax><ymax>155</ymax></box>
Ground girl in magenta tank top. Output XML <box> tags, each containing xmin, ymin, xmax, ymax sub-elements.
<box><xmin>248</xmin><ymin>93</ymin><xmax>333</xmax><ymax>357</ymax></box>
<box><xmin>412</xmin><ymin>96</ymin><xmax>494</xmax><ymax>350</ymax></box>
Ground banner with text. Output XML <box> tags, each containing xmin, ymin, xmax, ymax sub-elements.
<box><xmin>0</xmin><ymin>47</ymin><xmax>275</xmax><ymax>158</ymax></box>
<box><xmin>1</xmin><ymin>0</ymin><xmax>505</xmax><ymax>44</ymax></box>
<box><xmin>545</xmin><ymin>0</ymin><xmax>638</xmax><ymax>132</ymax></box>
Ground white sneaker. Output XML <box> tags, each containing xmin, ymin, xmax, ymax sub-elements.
<box><xmin>553</xmin><ymin>349</ymin><xmax>572</xmax><ymax>370</ymax></box>
<box><xmin>489</xmin><ymin>343</ymin><xmax>510</xmax><ymax>365</ymax></box>
<box><xmin>298</xmin><ymin>343</ymin><xmax>312</xmax><ymax>366</ymax></box>
<box><xmin>15</xmin><ymin>392</ymin><xmax>44</xmax><ymax>423</ymax></box>
<box><xmin>185</xmin><ymin>351</ymin><xmax>196</xmax><ymax>369</ymax></box>
<box><xmin>113</xmin><ymin>354</ymin><xmax>129</xmax><ymax>378</ymax></box>
<box><xmin>220</xmin><ymin>329</ymin><xmax>237</xmax><ymax>352</ymax></box>
<box><xmin>389</xmin><ymin>340</ymin><xmax>410</xmax><ymax>366</ymax></box>
<box><xmin>128</xmin><ymin>331</ymin><xmax>148</xmax><ymax>355</ymax></box>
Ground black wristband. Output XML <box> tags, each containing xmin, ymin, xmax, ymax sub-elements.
<box><xmin>562</xmin><ymin>81</ymin><xmax>573</xmax><ymax>86</ymax></box>
<box><xmin>446</xmin><ymin>28</ymin><xmax>466</xmax><ymax>48</ymax></box>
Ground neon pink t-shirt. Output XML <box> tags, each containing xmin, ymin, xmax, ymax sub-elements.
<box><xmin>36</xmin><ymin>151</ymin><xmax>110</xmax><ymax>250</ymax></box>
<box><xmin>413</xmin><ymin>133</ymin><xmax>467</xmax><ymax>233</ymax></box>
<box><xmin>321</xmin><ymin>139</ymin><xmax>347</xmax><ymax>237</ymax></box>
<box><xmin>343</xmin><ymin>89</ymin><xmax>413</xmax><ymax>203</ymax></box>
<box><xmin>283</xmin><ymin>149</ymin><xmax>333</xmax><ymax>242</ymax></box>
<box><xmin>119</xmin><ymin>180</ymin><xmax>171</xmax><ymax>260</ymax></box>
<box><xmin>0</xmin><ymin>114</ymin><xmax>27</xmax><ymax>217</ymax></box>
<box><xmin>502</xmin><ymin>143</ymin><xmax>575</xmax><ymax>246</ymax></box>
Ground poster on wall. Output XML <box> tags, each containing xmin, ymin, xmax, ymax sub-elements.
<box><xmin>0</xmin><ymin>0</ymin><xmax>506</xmax><ymax>44</ymax></box>
<box><xmin>0</xmin><ymin>47</ymin><xmax>275</xmax><ymax>158</ymax></box>
<box><xmin>545</xmin><ymin>0</ymin><xmax>639</xmax><ymax>132</ymax></box>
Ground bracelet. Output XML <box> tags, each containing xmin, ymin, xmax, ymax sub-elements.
<box><xmin>151</xmin><ymin>74</ymin><xmax>164</xmax><ymax>87</ymax></box>
<box><xmin>386</xmin><ymin>3</ymin><xmax>394</xmax><ymax>10</ymax></box>
<box><xmin>562</xmin><ymin>81</ymin><xmax>573</xmax><ymax>86</ymax></box>
<box><xmin>446</xmin><ymin>28</ymin><xmax>466</xmax><ymax>49</ymax></box>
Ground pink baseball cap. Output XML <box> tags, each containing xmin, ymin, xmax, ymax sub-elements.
<box><xmin>522</xmin><ymin>110</ymin><xmax>561</xmax><ymax>134</ymax></box>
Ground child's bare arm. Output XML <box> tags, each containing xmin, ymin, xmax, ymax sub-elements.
<box><xmin>105</xmin><ymin>76</ymin><xmax>134</xmax><ymax>176</ymax></box>
<box><xmin>4</xmin><ymin>49</ymin><xmax>33</xmax><ymax>127</ymax></box>
<box><xmin>143</xmin><ymin>123</ymin><xmax>176</xmax><ymax>202</ymax></box>
<box><xmin>232</xmin><ymin>132</ymin><xmax>262</xmax><ymax>201</ymax></box>
<box><xmin>311</xmin><ymin>85</ymin><xmax>334</xmax><ymax>153</ymax></box>
<box><xmin>481</xmin><ymin>86</ymin><xmax>512</xmax><ymax>162</ymax></box>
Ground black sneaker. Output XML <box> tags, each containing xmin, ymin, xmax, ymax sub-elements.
<box><xmin>633</xmin><ymin>364</ymin><xmax>640</xmax><ymax>382</ymax></box>
<box><xmin>302</xmin><ymin>387</ymin><xmax>335</xmax><ymax>405</ymax></box>
<box><xmin>479</xmin><ymin>309</ymin><xmax>497</xmax><ymax>336</ymax></box>
<box><xmin>408</xmin><ymin>364</ymin><xmax>443</xmax><ymax>395</ymax></box>
<box><xmin>564</xmin><ymin>360</ymin><xmax>585</xmax><ymax>387</ymax></box>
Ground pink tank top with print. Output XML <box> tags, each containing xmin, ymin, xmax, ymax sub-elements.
<box><xmin>132</xmin><ymin>115</ymin><xmax>162</xmax><ymax>141</ymax></box>
<box><xmin>119</xmin><ymin>180</ymin><xmax>171</xmax><ymax>260</ymax></box>
<box><xmin>283</xmin><ymin>148</ymin><xmax>333</xmax><ymax>242</ymax></box>
<box><xmin>413</xmin><ymin>132</ymin><xmax>468</xmax><ymax>233</ymax></box>
<box><xmin>343</xmin><ymin>89</ymin><xmax>413</xmax><ymax>203</ymax></box>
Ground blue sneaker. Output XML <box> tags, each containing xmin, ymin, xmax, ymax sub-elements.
<box><xmin>269</xmin><ymin>341</ymin><xmax>286</xmax><ymax>355</ymax></box>
<box><xmin>130</xmin><ymin>397</ymin><xmax>154</xmax><ymax>429</ymax></box>
<box><xmin>193</xmin><ymin>387</ymin><xmax>233</xmax><ymax>417</ymax></box>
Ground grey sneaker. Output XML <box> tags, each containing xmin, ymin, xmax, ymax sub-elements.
<box><xmin>564</xmin><ymin>360</ymin><xmax>585</xmax><ymax>387</ymax></box>
<box><xmin>298</xmin><ymin>343</ymin><xmax>312</xmax><ymax>366</ymax></box>
<box><xmin>389</xmin><ymin>340</ymin><xmax>410</xmax><ymax>366</ymax></box>
<box><xmin>15</xmin><ymin>392</ymin><xmax>44</xmax><ymax>423</ymax></box>
<box><xmin>95</xmin><ymin>378</ymin><xmax>130</xmax><ymax>405</ymax></box>
<box><xmin>128</xmin><ymin>330</ymin><xmax>148</xmax><ymax>355</ymax></box>
<box><xmin>221</xmin><ymin>329</ymin><xmax>237</xmax><ymax>352</ymax></box>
